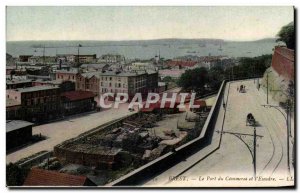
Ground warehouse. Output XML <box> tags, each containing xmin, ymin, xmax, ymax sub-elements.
<box><xmin>6</xmin><ymin>120</ymin><xmax>34</xmax><ymax>150</ymax></box>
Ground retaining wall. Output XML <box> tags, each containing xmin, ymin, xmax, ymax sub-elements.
<box><xmin>271</xmin><ymin>46</ymin><xmax>294</xmax><ymax>81</ymax></box>
<box><xmin>18</xmin><ymin>151</ymin><xmax>53</xmax><ymax>168</ymax></box>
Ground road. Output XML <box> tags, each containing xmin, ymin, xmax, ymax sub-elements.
<box><xmin>6</xmin><ymin>104</ymin><xmax>136</xmax><ymax>164</ymax></box>
<box><xmin>7</xmin><ymin>87</ymin><xmax>182</xmax><ymax>164</ymax></box>
<box><xmin>143</xmin><ymin>79</ymin><xmax>294</xmax><ymax>187</ymax></box>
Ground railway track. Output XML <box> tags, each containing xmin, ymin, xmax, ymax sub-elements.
<box><xmin>253</xmin><ymin>82</ymin><xmax>284</xmax><ymax>176</ymax></box>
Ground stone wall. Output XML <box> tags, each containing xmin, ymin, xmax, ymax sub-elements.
<box><xmin>53</xmin><ymin>113</ymin><xmax>139</xmax><ymax>169</ymax></box>
<box><xmin>271</xmin><ymin>46</ymin><xmax>294</xmax><ymax>81</ymax></box>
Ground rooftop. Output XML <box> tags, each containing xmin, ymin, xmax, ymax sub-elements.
<box><xmin>158</xmin><ymin>69</ymin><xmax>185</xmax><ymax>76</ymax></box>
<box><xmin>56</xmin><ymin>68</ymin><xmax>79</xmax><ymax>74</ymax></box>
<box><xmin>33</xmin><ymin>79</ymin><xmax>63</xmax><ymax>85</ymax></box>
<box><xmin>167</xmin><ymin>60</ymin><xmax>198</xmax><ymax>67</ymax></box>
<box><xmin>23</xmin><ymin>168</ymin><xmax>95</xmax><ymax>186</ymax></box>
<box><xmin>56</xmin><ymin>54</ymin><xmax>96</xmax><ymax>57</ymax></box>
<box><xmin>80</xmin><ymin>71</ymin><xmax>101</xmax><ymax>79</ymax></box>
<box><xmin>80</xmin><ymin>63</ymin><xmax>108</xmax><ymax>69</ymax></box>
<box><xmin>6</xmin><ymin>79</ymin><xmax>32</xmax><ymax>85</ymax></box>
<box><xmin>146</xmin><ymin>70</ymin><xmax>158</xmax><ymax>75</ymax></box>
<box><xmin>14</xmin><ymin>85</ymin><xmax>59</xmax><ymax>93</ymax></box>
<box><xmin>61</xmin><ymin>90</ymin><xmax>95</xmax><ymax>101</ymax></box>
<box><xmin>99</xmin><ymin>70</ymin><xmax>148</xmax><ymax>77</ymax></box>
<box><xmin>6</xmin><ymin>75</ymin><xmax>27</xmax><ymax>81</ymax></box>
<box><xmin>6</xmin><ymin>120</ymin><xmax>34</xmax><ymax>133</ymax></box>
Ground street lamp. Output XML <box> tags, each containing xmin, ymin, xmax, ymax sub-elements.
<box><xmin>231</xmin><ymin>64</ymin><xmax>234</xmax><ymax>81</ymax></box>
<box><xmin>265</xmin><ymin>70</ymin><xmax>272</xmax><ymax>104</ymax></box>
<box><xmin>270</xmin><ymin>89</ymin><xmax>293</xmax><ymax>137</ymax></box>
<box><xmin>216</xmin><ymin>123</ymin><xmax>262</xmax><ymax>179</ymax></box>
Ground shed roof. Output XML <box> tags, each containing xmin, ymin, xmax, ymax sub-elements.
<box><xmin>6</xmin><ymin>120</ymin><xmax>34</xmax><ymax>133</ymax></box>
<box><xmin>23</xmin><ymin>168</ymin><xmax>96</xmax><ymax>186</ymax></box>
<box><xmin>14</xmin><ymin>85</ymin><xmax>59</xmax><ymax>93</ymax></box>
<box><xmin>61</xmin><ymin>90</ymin><xmax>95</xmax><ymax>101</ymax></box>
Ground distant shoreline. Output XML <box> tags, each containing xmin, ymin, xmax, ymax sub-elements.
<box><xmin>6</xmin><ymin>38</ymin><xmax>278</xmax><ymax>59</ymax></box>
<box><xmin>6</xmin><ymin>37</ymin><xmax>276</xmax><ymax>43</ymax></box>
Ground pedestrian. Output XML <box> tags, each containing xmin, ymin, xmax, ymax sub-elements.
<box><xmin>223</xmin><ymin>102</ymin><xmax>226</xmax><ymax>109</ymax></box>
<box><xmin>258</xmin><ymin>84</ymin><xmax>260</xmax><ymax>90</ymax></box>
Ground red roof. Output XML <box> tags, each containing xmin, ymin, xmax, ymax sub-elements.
<box><xmin>141</xmin><ymin>96</ymin><xmax>206</xmax><ymax>112</ymax></box>
<box><xmin>141</xmin><ymin>101</ymin><xmax>180</xmax><ymax>112</ymax></box>
<box><xmin>167</xmin><ymin>60</ymin><xmax>197</xmax><ymax>67</ymax></box>
<box><xmin>23</xmin><ymin>168</ymin><xmax>96</xmax><ymax>186</ymax></box>
<box><xmin>192</xmin><ymin>99</ymin><xmax>207</xmax><ymax>107</ymax></box>
<box><xmin>141</xmin><ymin>92</ymin><xmax>186</xmax><ymax>112</ymax></box>
<box><xmin>61</xmin><ymin>90</ymin><xmax>95</xmax><ymax>101</ymax></box>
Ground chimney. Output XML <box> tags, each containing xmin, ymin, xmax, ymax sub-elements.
<box><xmin>59</xmin><ymin>59</ymin><xmax>62</xmax><ymax>70</ymax></box>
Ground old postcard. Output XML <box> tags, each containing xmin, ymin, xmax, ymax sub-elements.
<box><xmin>6</xmin><ymin>6</ymin><xmax>295</xmax><ymax>188</ymax></box>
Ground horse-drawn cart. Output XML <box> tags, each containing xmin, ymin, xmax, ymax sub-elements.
<box><xmin>246</xmin><ymin>113</ymin><xmax>256</xmax><ymax>126</ymax></box>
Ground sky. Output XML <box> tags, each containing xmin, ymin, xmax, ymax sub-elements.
<box><xmin>6</xmin><ymin>6</ymin><xmax>294</xmax><ymax>41</ymax></box>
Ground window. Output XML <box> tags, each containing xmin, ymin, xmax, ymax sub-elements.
<box><xmin>110</xmin><ymin>77</ymin><xmax>112</xmax><ymax>81</ymax></box>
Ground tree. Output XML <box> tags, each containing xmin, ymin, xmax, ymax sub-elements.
<box><xmin>162</xmin><ymin>76</ymin><xmax>173</xmax><ymax>82</ymax></box>
<box><xmin>6</xmin><ymin>163</ymin><xmax>29</xmax><ymax>186</ymax></box>
<box><xmin>178</xmin><ymin>67</ymin><xmax>208</xmax><ymax>92</ymax></box>
<box><xmin>277</xmin><ymin>22</ymin><xmax>295</xmax><ymax>50</ymax></box>
<box><xmin>208</xmin><ymin>66</ymin><xmax>225</xmax><ymax>90</ymax></box>
<box><xmin>234</xmin><ymin>54</ymin><xmax>272</xmax><ymax>78</ymax></box>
